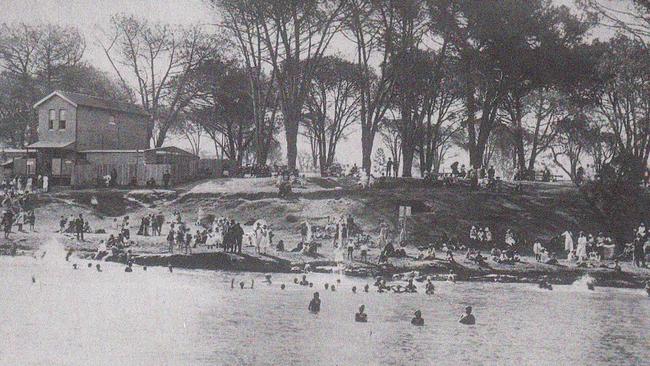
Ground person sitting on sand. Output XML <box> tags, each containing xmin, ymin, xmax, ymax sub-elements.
<box><xmin>291</xmin><ymin>241</ymin><xmax>304</xmax><ymax>253</ymax></box>
<box><xmin>613</xmin><ymin>259</ymin><xmax>622</xmax><ymax>272</ymax></box>
<box><xmin>459</xmin><ymin>306</ymin><xmax>475</xmax><ymax>325</ymax></box>
<box><xmin>411</xmin><ymin>310</ymin><xmax>424</xmax><ymax>326</ymax></box>
<box><xmin>355</xmin><ymin>305</ymin><xmax>368</xmax><ymax>323</ymax></box>
<box><xmin>538</xmin><ymin>280</ymin><xmax>552</xmax><ymax>290</ymax></box>
<box><xmin>545</xmin><ymin>252</ymin><xmax>558</xmax><ymax>265</ymax></box>
<box><xmin>308</xmin><ymin>292</ymin><xmax>321</xmax><ymax>313</ymax></box>
<box><xmin>405</xmin><ymin>279</ymin><xmax>417</xmax><ymax>293</ymax></box>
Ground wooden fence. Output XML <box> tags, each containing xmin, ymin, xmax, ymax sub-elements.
<box><xmin>71</xmin><ymin>160</ymin><xmax>199</xmax><ymax>188</ymax></box>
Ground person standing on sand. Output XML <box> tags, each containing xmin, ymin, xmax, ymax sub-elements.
<box><xmin>167</xmin><ymin>229</ymin><xmax>175</xmax><ymax>253</ymax></box>
<box><xmin>576</xmin><ymin>232</ymin><xmax>587</xmax><ymax>261</ymax></box>
<box><xmin>2</xmin><ymin>209</ymin><xmax>13</xmax><ymax>238</ymax></box>
<box><xmin>75</xmin><ymin>214</ymin><xmax>85</xmax><ymax>241</ymax></box>
<box><xmin>562</xmin><ymin>231</ymin><xmax>574</xmax><ymax>254</ymax></box>
<box><xmin>42</xmin><ymin>175</ymin><xmax>48</xmax><ymax>193</ymax></box>
<box><xmin>234</xmin><ymin>222</ymin><xmax>244</xmax><ymax>254</ymax></box>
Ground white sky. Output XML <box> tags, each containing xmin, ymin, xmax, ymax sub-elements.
<box><xmin>0</xmin><ymin>0</ymin><xmax>621</xmax><ymax>173</ymax></box>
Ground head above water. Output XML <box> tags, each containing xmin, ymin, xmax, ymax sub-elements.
<box><xmin>280</xmin><ymin>284</ymin><xmax>285</xmax><ymax>290</ymax></box>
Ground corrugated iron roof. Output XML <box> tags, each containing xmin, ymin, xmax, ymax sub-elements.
<box><xmin>27</xmin><ymin>141</ymin><xmax>75</xmax><ymax>149</ymax></box>
<box><xmin>34</xmin><ymin>90</ymin><xmax>150</xmax><ymax>117</ymax></box>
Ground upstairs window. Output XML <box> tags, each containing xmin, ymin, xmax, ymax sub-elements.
<box><xmin>48</xmin><ymin>109</ymin><xmax>55</xmax><ymax>130</ymax></box>
<box><xmin>59</xmin><ymin>109</ymin><xmax>67</xmax><ymax>130</ymax></box>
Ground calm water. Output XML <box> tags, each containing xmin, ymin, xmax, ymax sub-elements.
<box><xmin>0</xmin><ymin>246</ymin><xmax>648</xmax><ymax>366</ymax></box>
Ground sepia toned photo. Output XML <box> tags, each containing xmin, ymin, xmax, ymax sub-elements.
<box><xmin>0</xmin><ymin>0</ymin><xmax>648</xmax><ymax>365</ymax></box>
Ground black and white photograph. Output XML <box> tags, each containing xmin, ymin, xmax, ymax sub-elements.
<box><xmin>0</xmin><ymin>0</ymin><xmax>649</xmax><ymax>365</ymax></box>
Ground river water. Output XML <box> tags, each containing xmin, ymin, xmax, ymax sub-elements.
<box><xmin>0</xmin><ymin>247</ymin><xmax>648</xmax><ymax>366</ymax></box>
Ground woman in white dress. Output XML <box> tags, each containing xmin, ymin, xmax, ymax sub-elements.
<box><xmin>563</xmin><ymin>231</ymin><xmax>574</xmax><ymax>253</ymax></box>
<box><xmin>254</xmin><ymin>223</ymin><xmax>263</xmax><ymax>254</ymax></box>
<box><xmin>576</xmin><ymin>232</ymin><xmax>588</xmax><ymax>261</ymax></box>
<box><xmin>260</xmin><ymin>225</ymin><xmax>269</xmax><ymax>254</ymax></box>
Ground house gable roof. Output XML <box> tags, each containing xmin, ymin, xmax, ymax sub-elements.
<box><xmin>33</xmin><ymin>90</ymin><xmax>150</xmax><ymax>117</ymax></box>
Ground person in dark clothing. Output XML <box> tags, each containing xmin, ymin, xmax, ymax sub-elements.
<box><xmin>163</xmin><ymin>171</ymin><xmax>171</xmax><ymax>188</ymax></box>
<box><xmin>308</xmin><ymin>292</ymin><xmax>321</xmax><ymax>313</ymax></box>
<box><xmin>75</xmin><ymin>214</ymin><xmax>85</xmax><ymax>241</ymax></box>
<box><xmin>411</xmin><ymin>310</ymin><xmax>424</xmax><ymax>326</ymax></box>
<box><xmin>110</xmin><ymin>168</ymin><xmax>118</xmax><ymax>187</ymax></box>
<box><xmin>233</xmin><ymin>223</ymin><xmax>244</xmax><ymax>254</ymax></box>
<box><xmin>633</xmin><ymin>238</ymin><xmax>646</xmax><ymax>267</ymax></box>
<box><xmin>386</xmin><ymin>158</ymin><xmax>393</xmax><ymax>177</ymax></box>
<box><xmin>355</xmin><ymin>305</ymin><xmax>368</xmax><ymax>323</ymax></box>
<box><xmin>459</xmin><ymin>306</ymin><xmax>476</xmax><ymax>325</ymax></box>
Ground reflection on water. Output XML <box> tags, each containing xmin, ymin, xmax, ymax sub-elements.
<box><xmin>0</xmin><ymin>253</ymin><xmax>648</xmax><ymax>366</ymax></box>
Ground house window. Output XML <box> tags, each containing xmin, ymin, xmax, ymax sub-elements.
<box><xmin>59</xmin><ymin>109</ymin><xmax>66</xmax><ymax>130</ymax></box>
<box><xmin>48</xmin><ymin>109</ymin><xmax>56</xmax><ymax>130</ymax></box>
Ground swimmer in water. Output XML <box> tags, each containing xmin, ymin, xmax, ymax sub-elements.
<box><xmin>239</xmin><ymin>281</ymin><xmax>245</xmax><ymax>289</ymax></box>
<box><xmin>587</xmin><ymin>279</ymin><xmax>595</xmax><ymax>291</ymax></box>
<box><xmin>309</xmin><ymin>282</ymin><xmax>313</xmax><ymax>288</ymax></box>
<box><xmin>425</xmin><ymin>279</ymin><xmax>435</xmax><ymax>295</ymax></box>
<box><xmin>331</xmin><ymin>285</ymin><xmax>336</xmax><ymax>292</ymax></box>
<box><xmin>459</xmin><ymin>306</ymin><xmax>476</xmax><ymax>325</ymax></box>
<box><xmin>300</xmin><ymin>275</ymin><xmax>309</xmax><ymax>286</ymax></box>
<box><xmin>88</xmin><ymin>263</ymin><xmax>92</xmax><ymax>268</ymax></box>
<box><xmin>352</xmin><ymin>286</ymin><xmax>357</xmax><ymax>294</ymax></box>
<box><xmin>96</xmin><ymin>264</ymin><xmax>102</xmax><ymax>272</ymax></box>
<box><xmin>125</xmin><ymin>263</ymin><xmax>133</xmax><ymax>272</ymax></box>
<box><xmin>336</xmin><ymin>278</ymin><xmax>341</xmax><ymax>284</ymax></box>
<box><xmin>280</xmin><ymin>284</ymin><xmax>286</xmax><ymax>290</ymax></box>
<box><xmin>231</xmin><ymin>279</ymin><xmax>235</xmax><ymax>289</ymax></box>
<box><xmin>31</xmin><ymin>275</ymin><xmax>36</xmax><ymax>283</ymax></box>
<box><xmin>73</xmin><ymin>264</ymin><xmax>78</xmax><ymax>270</ymax></box>
<box><xmin>447</xmin><ymin>270</ymin><xmax>456</xmax><ymax>283</ymax></box>
<box><xmin>168</xmin><ymin>264</ymin><xmax>173</xmax><ymax>273</ymax></box>
<box><xmin>308</xmin><ymin>292</ymin><xmax>321</xmax><ymax>313</ymax></box>
<box><xmin>355</xmin><ymin>305</ymin><xmax>368</xmax><ymax>323</ymax></box>
<box><xmin>264</xmin><ymin>274</ymin><xmax>272</xmax><ymax>284</ymax></box>
<box><xmin>293</xmin><ymin>278</ymin><xmax>299</xmax><ymax>284</ymax></box>
<box><xmin>143</xmin><ymin>266</ymin><xmax>147</xmax><ymax>271</ymax></box>
<box><xmin>538</xmin><ymin>280</ymin><xmax>553</xmax><ymax>290</ymax></box>
<box><xmin>411</xmin><ymin>310</ymin><xmax>424</xmax><ymax>326</ymax></box>
<box><xmin>364</xmin><ymin>284</ymin><xmax>369</xmax><ymax>293</ymax></box>
<box><xmin>65</xmin><ymin>248</ymin><xmax>73</xmax><ymax>262</ymax></box>
<box><xmin>324</xmin><ymin>283</ymin><xmax>329</xmax><ymax>290</ymax></box>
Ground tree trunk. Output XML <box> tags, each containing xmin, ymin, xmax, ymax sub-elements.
<box><xmin>361</xmin><ymin>127</ymin><xmax>375</xmax><ymax>174</ymax></box>
<box><xmin>401</xmin><ymin>144</ymin><xmax>416</xmax><ymax>177</ymax></box>
<box><xmin>285</xmin><ymin>118</ymin><xmax>299</xmax><ymax>171</ymax></box>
